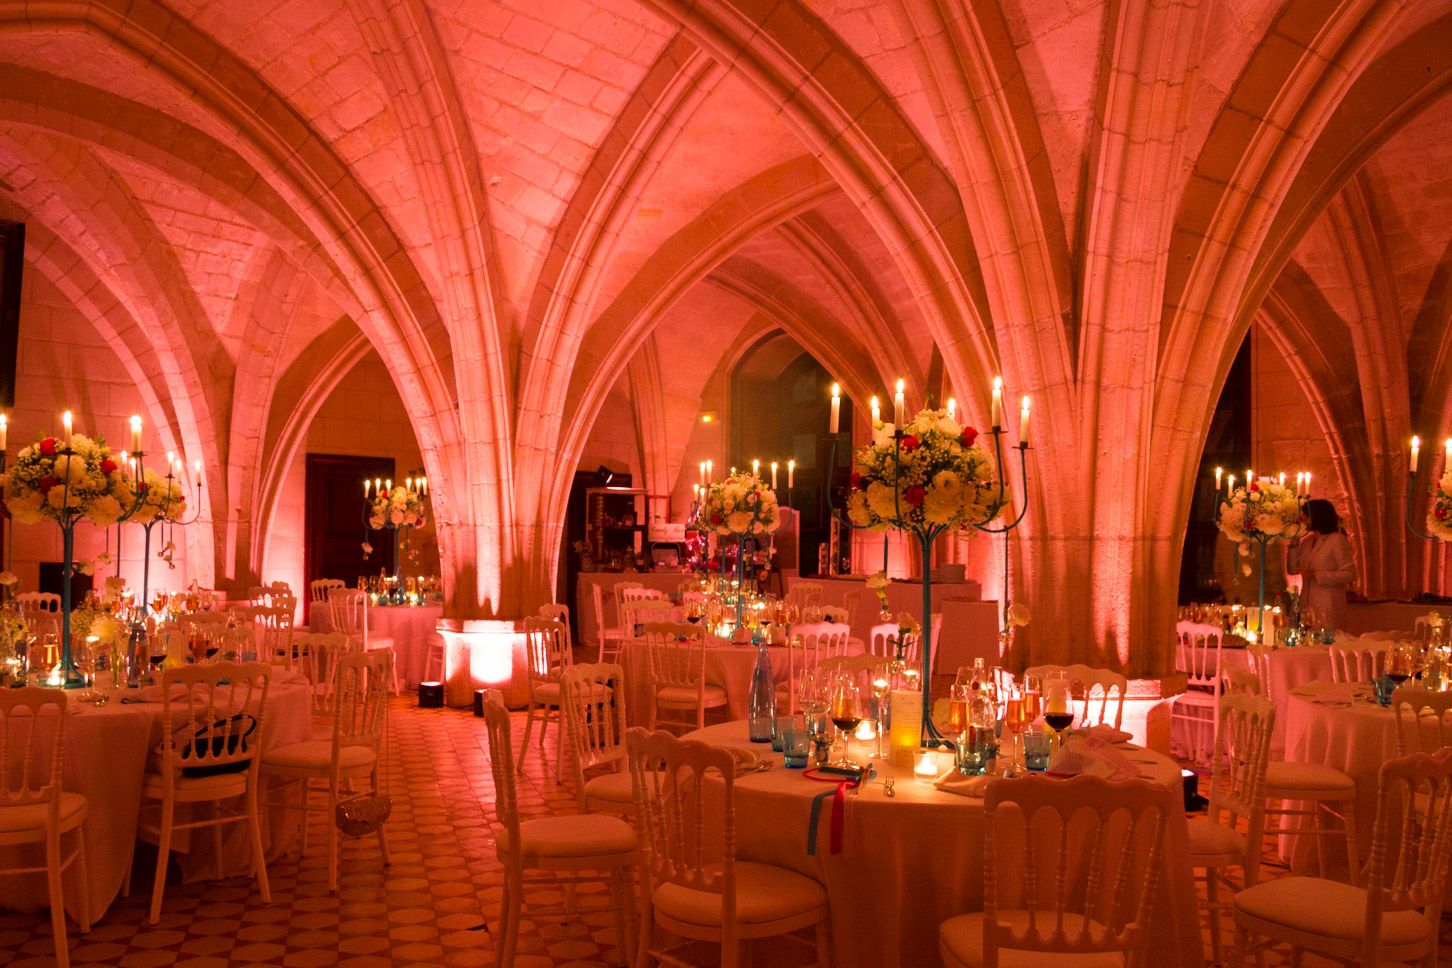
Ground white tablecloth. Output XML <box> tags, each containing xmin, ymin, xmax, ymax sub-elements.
<box><xmin>0</xmin><ymin>679</ymin><xmax>312</xmax><ymax>922</ymax></box>
<box><xmin>312</xmin><ymin>603</ymin><xmax>443</xmax><ymax>688</ymax></box>
<box><xmin>683</xmin><ymin>721</ymin><xmax>1204</xmax><ymax>968</ymax></box>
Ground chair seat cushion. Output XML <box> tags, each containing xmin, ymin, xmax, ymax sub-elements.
<box><xmin>1173</xmin><ymin>690</ymin><xmax>1216</xmax><ymax>709</ymax></box>
<box><xmin>1186</xmin><ymin>817</ymin><xmax>1248</xmax><ymax>863</ymax></box>
<box><xmin>365</xmin><ymin>636</ymin><xmax>395</xmax><ymax>651</ymax></box>
<box><xmin>1264</xmin><ymin>761</ymin><xmax>1356</xmax><ymax>798</ymax></box>
<box><xmin>653</xmin><ymin>861</ymin><xmax>826</xmax><ymax>927</ymax></box>
<box><xmin>142</xmin><ymin>770</ymin><xmax>250</xmax><ymax>799</ymax></box>
<box><xmin>533</xmin><ymin>681</ymin><xmax>610</xmax><ymax>704</ymax></box>
<box><xmin>0</xmin><ymin>792</ymin><xmax>87</xmax><ymax>833</ymax></box>
<box><xmin>262</xmin><ymin>740</ymin><xmax>377</xmax><ymax>772</ymax></box>
<box><xmin>656</xmin><ymin>684</ymin><xmax>728</xmax><ymax>706</ymax></box>
<box><xmin>940</xmin><ymin>911</ymin><xmax>1126</xmax><ymax>967</ymax></box>
<box><xmin>583</xmin><ymin>771</ymin><xmax>635</xmax><ymax>805</ymax></box>
<box><xmin>1234</xmin><ymin>876</ymin><xmax>1431</xmax><ymax>947</ymax></box>
<box><xmin>498</xmin><ymin>814</ymin><xmax>636</xmax><ymax>859</ymax></box>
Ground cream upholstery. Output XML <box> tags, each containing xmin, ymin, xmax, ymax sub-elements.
<box><xmin>653</xmin><ymin>861</ymin><xmax>828</xmax><ymax>927</ymax></box>
<box><xmin>1186</xmin><ymin>817</ymin><xmax>1248</xmax><ymax>860</ymax></box>
<box><xmin>0</xmin><ymin>793</ymin><xmax>88</xmax><ymax>834</ymax></box>
<box><xmin>582</xmin><ymin>771</ymin><xmax>635</xmax><ymax>807</ymax></box>
<box><xmin>940</xmin><ymin>912</ymin><xmax>1126</xmax><ymax>968</ymax></box>
<box><xmin>657</xmin><ymin>683</ymin><xmax>727</xmax><ymax>705</ymax></box>
<box><xmin>1234</xmin><ymin>877</ymin><xmax>1430</xmax><ymax>947</ymax></box>
<box><xmin>498</xmin><ymin>814</ymin><xmax>637</xmax><ymax>859</ymax></box>
<box><xmin>262</xmin><ymin>741</ymin><xmax>377</xmax><ymax>772</ymax></box>
<box><xmin>1263</xmin><ymin>761</ymin><xmax>1357</xmax><ymax>798</ymax></box>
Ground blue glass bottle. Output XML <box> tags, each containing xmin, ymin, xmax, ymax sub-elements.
<box><xmin>747</xmin><ymin>641</ymin><xmax>775</xmax><ymax>743</ymax></box>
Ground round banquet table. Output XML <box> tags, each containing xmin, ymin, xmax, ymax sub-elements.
<box><xmin>621</xmin><ymin>634</ymin><xmax>865</xmax><ymax>725</ymax></box>
<box><xmin>0</xmin><ymin>678</ymin><xmax>312</xmax><ymax>923</ymax></box>
<box><xmin>311</xmin><ymin>602</ymin><xmax>443</xmax><ymax>688</ymax></box>
<box><xmin>682</xmin><ymin>721</ymin><xmax>1205</xmax><ymax>968</ymax></box>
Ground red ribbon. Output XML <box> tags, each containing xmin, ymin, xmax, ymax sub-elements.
<box><xmin>830</xmin><ymin>781</ymin><xmax>851</xmax><ymax>854</ymax></box>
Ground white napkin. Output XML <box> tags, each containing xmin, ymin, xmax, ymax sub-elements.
<box><xmin>1047</xmin><ymin>736</ymin><xmax>1139</xmax><ymax>780</ymax></box>
<box><xmin>933</xmin><ymin>770</ymin><xmax>992</xmax><ymax>798</ymax></box>
<box><xmin>1081</xmin><ymin>724</ymin><xmax>1134</xmax><ymax>745</ymax></box>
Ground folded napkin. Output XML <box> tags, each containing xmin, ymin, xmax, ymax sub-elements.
<box><xmin>1047</xmin><ymin>737</ymin><xmax>1139</xmax><ymax>781</ymax></box>
<box><xmin>1081</xmin><ymin>724</ymin><xmax>1134</xmax><ymax>745</ymax></box>
<box><xmin>933</xmin><ymin>770</ymin><xmax>992</xmax><ymax>798</ymax></box>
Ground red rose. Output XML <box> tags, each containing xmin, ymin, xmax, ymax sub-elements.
<box><xmin>902</xmin><ymin>435</ymin><xmax>919</xmax><ymax>452</ymax></box>
<box><xmin>904</xmin><ymin>486</ymin><xmax>926</xmax><ymax>507</ymax></box>
<box><xmin>38</xmin><ymin>475</ymin><xmax>58</xmax><ymax>494</ymax></box>
<box><xmin>850</xmin><ymin>472</ymin><xmax>864</xmax><ymax>490</ymax></box>
<box><xmin>100</xmin><ymin>459</ymin><xmax>117</xmax><ymax>475</ymax></box>
<box><xmin>960</xmin><ymin>427</ymin><xmax>978</xmax><ymax>447</ymax></box>
<box><xmin>1437</xmin><ymin>507</ymin><xmax>1448</xmax><ymax>520</ymax></box>
<box><xmin>38</xmin><ymin>438</ymin><xmax>56</xmax><ymax>457</ymax></box>
<box><xmin>1249</xmin><ymin>482</ymin><xmax>1260</xmax><ymax>492</ymax></box>
<box><xmin>709</xmin><ymin>512</ymin><xmax>722</xmax><ymax>526</ymax></box>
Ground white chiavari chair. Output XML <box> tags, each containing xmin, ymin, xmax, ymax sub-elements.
<box><xmin>327</xmin><ymin>588</ymin><xmax>398</xmax><ymax>693</ymax></box>
<box><xmin>485</xmin><ymin>693</ymin><xmax>637</xmax><ymax>968</ymax></box>
<box><xmin>1172</xmin><ymin>622</ymin><xmax>1225</xmax><ymax>765</ymax></box>
<box><xmin>560</xmin><ymin>662</ymin><xmax>631</xmax><ymax>815</ymax></box>
<box><xmin>620</xmin><ymin>599</ymin><xmax>673</xmax><ymax>641</ymax></box>
<box><xmin>133</xmin><ymin>662</ymin><xmax>273</xmax><ymax>923</ymax></box>
<box><xmin>1390</xmin><ymin>686</ymin><xmax>1452</xmax><ymax>757</ymax></box>
<box><xmin>939</xmin><ymin>774</ymin><xmax>1173</xmax><ymax>967</ymax></box>
<box><xmin>627</xmin><ymin>727</ymin><xmax>830</xmax><ymax>968</ymax></box>
<box><xmin>592</xmin><ymin>583</ymin><xmax>627</xmax><ymax>664</ymax></box>
<box><xmin>293</xmin><ymin>631</ymin><xmax>358</xmax><ymax>716</ymax></box>
<box><xmin>16</xmin><ymin>592</ymin><xmax>61</xmax><ymax>639</ymax></box>
<box><xmin>261</xmin><ymin>649</ymin><xmax>392</xmax><ymax>892</ymax></box>
<box><xmin>1329</xmin><ymin>643</ymin><xmax>1388</xmax><ymax>683</ymax></box>
<box><xmin>786</xmin><ymin>581</ymin><xmax>823</xmax><ymax>611</ymax></box>
<box><xmin>1232</xmin><ymin>751</ymin><xmax>1452</xmax><ymax>968</ymax></box>
<box><xmin>0</xmin><ymin>688</ymin><xmax>90</xmax><ymax>968</ymax></box>
<box><xmin>517</xmin><ymin>617</ymin><xmax>575</xmax><ymax>778</ymax></box>
<box><xmin>642</xmin><ymin>621</ymin><xmax>726</xmax><ymax>732</ymax></box>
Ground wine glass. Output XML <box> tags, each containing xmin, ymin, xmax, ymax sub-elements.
<box><xmin>1003</xmin><ymin>686</ymin><xmax>1028</xmax><ymax>768</ymax></box>
<box><xmin>828</xmin><ymin>674</ymin><xmax>863</xmax><ymax>767</ymax></box>
<box><xmin>946</xmin><ymin>682</ymin><xmax>971</xmax><ymax>740</ymax></box>
<box><xmin>1022</xmin><ymin>673</ymin><xmax>1042</xmax><ymax>723</ymax></box>
<box><xmin>870</xmin><ymin>668</ymin><xmax>891</xmax><ymax>758</ymax></box>
<box><xmin>1044</xmin><ymin>679</ymin><xmax>1075</xmax><ymax>750</ymax></box>
<box><xmin>74</xmin><ymin>637</ymin><xmax>96</xmax><ymax>700</ymax></box>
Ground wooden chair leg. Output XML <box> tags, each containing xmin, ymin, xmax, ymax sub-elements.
<box><xmin>45</xmin><ymin>829</ymin><xmax>69</xmax><ymax>968</ymax></box>
<box><xmin>500</xmin><ymin>868</ymin><xmax>523</xmax><ymax>968</ymax></box>
<box><xmin>609</xmin><ymin>869</ymin><xmax>631</xmax><ymax>968</ymax></box>
<box><xmin>1205</xmin><ymin>868</ymin><xmax>1222</xmax><ymax>966</ymax></box>
<box><xmin>518</xmin><ymin>703</ymin><xmax>538</xmax><ymax>774</ymax></box>
<box><xmin>149</xmin><ymin>799</ymin><xmax>175</xmax><ymax>925</ymax></box>
<box><xmin>373</xmin><ymin>767</ymin><xmax>391</xmax><ymax>867</ymax></box>
<box><xmin>327</xmin><ymin>781</ymin><xmax>341</xmax><ymax>892</ymax></box>
<box><xmin>74</xmin><ymin>830</ymin><xmax>92</xmax><ymax>933</ymax></box>
<box><xmin>813</xmin><ymin>920</ymin><xmax>831</xmax><ymax>968</ymax></box>
<box><xmin>247</xmin><ymin>781</ymin><xmax>271</xmax><ymax>903</ymax></box>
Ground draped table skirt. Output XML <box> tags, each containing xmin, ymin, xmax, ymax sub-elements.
<box><xmin>682</xmin><ymin>721</ymin><xmax>1205</xmax><ymax>968</ymax></box>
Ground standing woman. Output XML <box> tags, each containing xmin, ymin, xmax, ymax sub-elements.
<box><xmin>1286</xmin><ymin>499</ymin><xmax>1357</xmax><ymax>631</ymax></box>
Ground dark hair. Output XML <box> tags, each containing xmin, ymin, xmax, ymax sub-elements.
<box><xmin>1305</xmin><ymin>499</ymin><xmax>1340</xmax><ymax>535</ymax></box>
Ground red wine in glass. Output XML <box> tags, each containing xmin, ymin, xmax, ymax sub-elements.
<box><xmin>1044</xmin><ymin>711</ymin><xmax>1075</xmax><ymax>733</ymax></box>
<box><xmin>831</xmin><ymin>716</ymin><xmax>862</xmax><ymax>733</ymax></box>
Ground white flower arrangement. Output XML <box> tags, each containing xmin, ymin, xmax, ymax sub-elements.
<box><xmin>1</xmin><ymin>434</ymin><xmax>134</xmax><ymax>526</ymax></box>
<box><xmin>700</xmin><ymin>472</ymin><xmax>780</xmax><ymax>536</ymax></box>
<box><xmin>1428</xmin><ymin>469</ymin><xmax>1452</xmax><ymax>542</ymax></box>
<box><xmin>846</xmin><ymin>407</ymin><xmax>1001</xmax><ymax>531</ymax></box>
<box><xmin>368</xmin><ymin>486</ymin><xmax>426</xmax><ymax>529</ymax></box>
<box><xmin>1216</xmin><ymin>480</ymin><xmax>1305</xmax><ymax>544</ymax></box>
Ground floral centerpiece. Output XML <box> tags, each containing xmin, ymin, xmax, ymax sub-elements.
<box><xmin>1216</xmin><ymin>479</ymin><xmax>1305</xmax><ymax>637</ymax></box>
<box><xmin>1428</xmin><ymin>469</ymin><xmax>1452</xmax><ymax>542</ymax></box>
<box><xmin>368</xmin><ymin>485</ymin><xmax>426</xmax><ymax>529</ymax></box>
<box><xmin>1</xmin><ymin>432</ymin><xmax>138</xmax><ymax>686</ymax></box>
<box><xmin>866</xmin><ymin>571</ymin><xmax>892</xmax><ymax>619</ymax></box>
<box><xmin>846</xmin><ymin>409</ymin><xmax>1001</xmax><ymax>530</ymax></box>
<box><xmin>0</xmin><ymin>606</ymin><xmax>27</xmax><ymax>663</ymax></box>
<box><xmin>2</xmin><ymin>434</ymin><xmax>131</xmax><ymax>526</ymax></box>
<box><xmin>121</xmin><ymin>467</ymin><xmax>187</xmax><ymax>522</ymax></box>
<box><xmin>701</xmin><ymin>472</ymin><xmax>779</xmax><ymax>628</ymax></box>
<box><xmin>700</xmin><ymin>472</ymin><xmax>780</xmax><ymax>536</ymax></box>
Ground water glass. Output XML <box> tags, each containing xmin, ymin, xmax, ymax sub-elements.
<box><xmin>1022</xmin><ymin>729</ymin><xmax>1053</xmax><ymax>771</ymax></box>
<box><xmin>956</xmin><ymin>727</ymin><xmax>998</xmax><ymax>776</ymax></box>
<box><xmin>772</xmin><ymin>715</ymin><xmax>793</xmax><ymax>752</ymax></box>
<box><xmin>1372</xmin><ymin>675</ymin><xmax>1395</xmax><ymax>706</ymax></box>
<box><xmin>780</xmin><ymin>717</ymin><xmax>810</xmax><ymax>768</ymax></box>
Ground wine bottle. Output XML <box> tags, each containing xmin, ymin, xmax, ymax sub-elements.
<box><xmin>747</xmin><ymin>640</ymin><xmax>776</xmax><ymax>743</ymax></box>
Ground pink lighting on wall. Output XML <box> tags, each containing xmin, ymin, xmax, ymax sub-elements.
<box><xmin>438</xmin><ymin>619</ymin><xmax>528</xmax><ymax>708</ymax></box>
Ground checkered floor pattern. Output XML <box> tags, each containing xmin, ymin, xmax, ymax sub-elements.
<box><xmin>1</xmin><ymin>696</ymin><xmax>1450</xmax><ymax>966</ymax></box>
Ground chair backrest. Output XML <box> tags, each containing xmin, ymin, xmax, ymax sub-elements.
<box><xmin>523</xmin><ymin>617</ymin><xmax>572</xmax><ymax>688</ymax></box>
<box><xmin>562</xmin><ymin>662</ymin><xmax>628</xmax><ymax>812</ymax></box>
<box><xmin>1223</xmin><ymin>667</ymin><xmax>1263</xmax><ymax>697</ymax></box>
<box><xmin>328</xmin><ymin>588</ymin><xmax>369</xmax><ymax>639</ymax></box>
<box><xmin>840</xmin><ymin>590</ymin><xmax>861</xmax><ymax>624</ymax></box>
<box><xmin>819</xmin><ymin>605</ymin><xmax>850</xmax><ymax>624</ymax></box>
<box><xmin>1329</xmin><ymin>644</ymin><xmax>1387</xmax><ymax>683</ymax></box>
<box><xmin>787</xmin><ymin>581</ymin><xmax>823</xmax><ymax>610</ymax></box>
<box><xmin>815</xmin><ymin>654</ymin><xmax>885</xmax><ymax>693</ymax></box>
<box><xmin>621</xmin><ymin>599</ymin><xmax>673</xmax><ymax>637</ymax></box>
<box><xmin>0</xmin><ymin>687</ymin><xmax>67</xmax><ymax>810</ymax></box>
<box><xmin>866</xmin><ymin>621</ymin><xmax>911</xmax><ymax>660</ymax></box>
<box><xmin>294</xmin><ymin>631</ymin><xmax>356</xmax><ymax>714</ymax></box>
<box><xmin>983</xmin><ymin>775</ymin><xmax>1172</xmax><ymax>960</ymax></box>
<box><xmin>1176</xmin><ymin>622</ymin><xmax>1224</xmax><ymax>692</ymax></box>
<box><xmin>612</xmin><ymin>581</ymin><xmax>645</xmax><ymax>611</ymax></box>
<box><xmin>482</xmin><ymin>691</ymin><xmax>522</xmax><ymax>848</ymax></box>
<box><xmin>620</xmin><ymin>586</ymin><xmax>666</xmax><ymax>606</ymax></box>
<box><xmin>800</xmin><ymin>626</ymin><xmax>851</xmax><ymax>666</ymax></box>
<box><xmin>1207</xmin><ymin>694</ymin><xmax>1274</xmax><ymax>876</ymax></box>
<box><xmin>15</xmin><ymin>592</ymin><xmax>60</xmax><ymax>614</ymax></box>
<box><xmin>331</xmin><ymin>649</ymin><xmax>392</xmax><ymax>752</ymax></box>
<box><xmin>251</xmin><ymin>604</ymin><xmax>295</xmax><ymax>666</ymax></box>
<box><xmin>626</xmin><ymin>728</ymin><xmax>737</xmax><ymax>914</ymax></box>
<box><xmin>1243</xmin><ymin>643</ymin><xmax>1272</xmax><ymax>695</ymax></box>
<box><xmin>1024</xmin><ymin>664</ymin><xmax>1128</xmax><ymax>728</ymax></box>
<box><xmin>643</xmin><ymin>621</ymin><xmax>706</xmax><ymax>690</ymax></box>
<box><xmin>1359</xmin><ymin>751</ymin><xmax>1452</xmax><ymax>932</ymax></box>
<box><xmin>537</xmin><ymin>603</ymin><xmax>569</xmax><ymax>626</ymax></box>
<box><xmin>1390</xmin><ymin>686</ymin><xmax>1452</xmax><ymax>756</ymax></box>
<box><xmin>591</xmin><ymin>582</ymin><xmax>611</xmax><ymax>632</ymax></box>
<box><xmin>156</xmin><ymin>662</ymin><xmax>273</xmax><ymax>778</ymax></box>
<box><xmin>310</xmin><ymin>578</ymin><xmax>345</xmax><ymax>603</ymax></box>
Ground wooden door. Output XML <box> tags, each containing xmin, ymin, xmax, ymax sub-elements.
<box><xmin>305</xmin><ymin>454</ymin><xmax>394</xmax><ymax>623</ymax></box>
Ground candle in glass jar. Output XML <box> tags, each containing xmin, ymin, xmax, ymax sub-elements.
<box><xmin>913</xmin><ymin>749</ymin><xmax>939</xmax><ymax>782</ymax></box>
<box><xmin>829</xmin><ymin>382</ymin><xmax>841</xmax><ymax>434</ymax></box>
<box><xmin>854</xmin><ymin>720</ymin><xmax>877</xmax><ymax>742</ymax></box>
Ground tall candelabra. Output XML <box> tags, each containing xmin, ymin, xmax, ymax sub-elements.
<box><xmin>825</xmin><ymin>380</ymin><xmax>1032</xmax><ymax>749</ymax></box>
<box><xmin>123</xmin><ymin>458</ymin><xmax>202</xmax><ymax>686</ymax></box>
<box><xmin>1404</xmin><ymin>435</ymin><xmax>1452</xmax><ymax>543</ymax></box>
<box><xmin>363</xmin><ymin>474</ymin><xmax>429</xmax><ymax>603</ymax></box>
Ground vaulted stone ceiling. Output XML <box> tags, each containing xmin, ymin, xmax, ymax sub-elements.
<box><xmin>2</xmin><ymin>0</ymin><xmax>1450</xmax><ymax>673</ymax></box>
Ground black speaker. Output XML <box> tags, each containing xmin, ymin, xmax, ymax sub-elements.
<box><xmin>0</xmin><ymin>220</ymin><xmax>21</xmax><ymax>410</ymax></box>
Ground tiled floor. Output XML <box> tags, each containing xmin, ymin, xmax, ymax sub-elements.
<box><xmin>0</xmin><ymin>698</ymin><xmax>1449</xmax><ymax>967</ymax></box>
